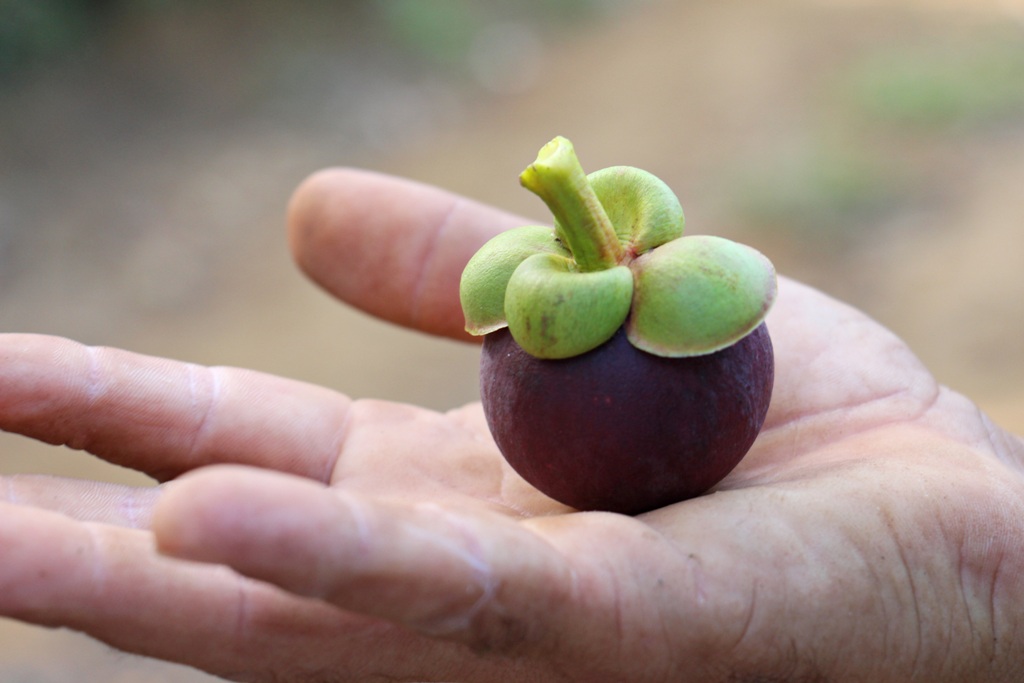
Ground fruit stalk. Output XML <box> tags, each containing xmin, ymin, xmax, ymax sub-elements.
<box><xmin>518</xmin><ymin>136</ymin><xmax>624</xmax><ymax>272</ymax></box>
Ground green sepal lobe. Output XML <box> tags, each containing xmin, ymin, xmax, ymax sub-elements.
<box><xmin>460</xmin><ymin>225</ymin><xmax>568</xmax><ymax>335</ymax></box>
<box><xmin>459</xmin><ymin>136</ymin><xmax>777</xmax><ymax>361</ymax></box>
<box><xmin>586</xmin><ymin>166</ymin><xmax>684</xmax><ymax>256</ymax></box>
<box><xmin>505</xmin><ymin>255</ymin><xmax>633</xmax><ymax>359</ymax></box>
<box><xmin>627</xmin><ymin>235</ymin><xmax>777</xmax><ymax>356</ymax></box>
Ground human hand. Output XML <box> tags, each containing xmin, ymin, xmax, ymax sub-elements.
<box><xmin>1</xmin><ymin>168</ymin><xmax>1023</xmax><ymax>682</ymax></box>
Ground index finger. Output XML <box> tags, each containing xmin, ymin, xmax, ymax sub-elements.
<box><xmin>287</xmin><ymin>168</ymin><xmax>528</xmax><ymax>341</ymax></box>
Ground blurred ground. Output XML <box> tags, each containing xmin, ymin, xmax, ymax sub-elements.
<box><xmin>1</xmin><ymin>0</ymin><xmax>1022</xmax><ymax>679</ymax></box>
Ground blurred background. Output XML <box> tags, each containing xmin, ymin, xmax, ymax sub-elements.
<box><xmin>1</xmin><ymin>0</ymin><xmax>1023</xmax><ymax>679</ymax></box>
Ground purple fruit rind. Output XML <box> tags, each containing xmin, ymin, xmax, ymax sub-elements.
<box><xmin>480</xmin><ymin>323</ymin><xmax>774</xmax><ymax>514</ymax></box>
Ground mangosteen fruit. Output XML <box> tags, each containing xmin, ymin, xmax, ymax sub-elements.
<box><xmin>460</xmin><ymin>136</ymin><xmax>777</xmax><ymax>514</ymax></box>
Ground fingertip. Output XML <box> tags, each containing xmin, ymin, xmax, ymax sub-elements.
<box><xmin>153</xmin><ymin>465</ymin><xmax>325</xmax><ymax>563</ymax></box>
<box><xmin>285</xmin><ymin>166</ymin><xmax>529</xmax><ymax>340</ymax></box>
<box><xmin>286</xmin><ymin>166</ymin><xmax>372</xmax><ymax>275</ymax></box>
<box><xmin>150</xmin><ymin>464</ymin><xmax>231</xmax><ymax>559</ymax></box>
<box><xmin>153</xmin><ymin>466</ymin><xmax>367</xmax><ymax>603</ymax></box>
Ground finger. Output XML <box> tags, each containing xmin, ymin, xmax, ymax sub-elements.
<box><xmin>0</xmin><ymin>501</ymin><xmax>301</xmax><ymax>675</ymax></box>
<box><xmin>0</xmin><ymin>474</ymin><xmax>159</xmax><ymax>529</ymax></box>
<box><xmin>0</xmin><ymin>334</ymin><xmax>351</xmax><ymax>482</ymax></box>
<box><xmin>287</xmin><ymin>168</ymin><xmax>528</xmax><ymax>341</ymax></box>
<box><xmin>0</xmin><ymin>501</ymin><xmax>475</xmax><ymax>681</ymax></box>
<box><xmin>153</xmin><ymin>465</ymin><xmax>578</xmax><ymax>652</ymax></box>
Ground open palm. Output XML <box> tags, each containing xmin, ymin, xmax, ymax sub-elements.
<box><xmin>2</xmin><ymin>169</ymin><xmax>1022</xmax><ymax>682</ymax></box>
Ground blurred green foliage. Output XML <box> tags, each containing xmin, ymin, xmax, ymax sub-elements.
<box><xmin>844</xmin><ymin>39</ymin><xmax>1024</xmax><ymax>130</ymax></box>
<box><xmin>0</xmin><ymin>0</ymin><xmax>94</xmax><ymax>75</ymax></box>
<box><xmin>373</xmin><ymin>0</ymin><xmax>627</xmax><ymax>65</ymax></box>
<box><xmin>377</xmin><ymin>0</ymin><xmax>478</xmax><ymax>66</ymax></box>
<box><xmin>0</xmin><ymin>0</ymin><xmax>626</xmax><ymax>82</ymax></box>
<box><xmin>732</xmin><ymin>31</ymin><xmax>1024</xmax><ymax>239</ymax></box>
<box><xmin>731</xmin><ymin>144</ymin><xmax>903</xmax><ymax>239</ymax></box>
<box><xmin>0</xmin><ymin>0</ymin><xmax>183</xmax><ymax>79</ymax></box>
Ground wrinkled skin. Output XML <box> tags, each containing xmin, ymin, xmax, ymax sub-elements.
<box><xmin>0</xmin><ymin>168</ymin><xmax>1023</xmax><ymax>682</ymax></box>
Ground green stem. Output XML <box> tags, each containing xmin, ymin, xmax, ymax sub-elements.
<box><xmin>519</xmin><ymin>136</ymin><xmax>623</xmax><ymax>272</ymax></box>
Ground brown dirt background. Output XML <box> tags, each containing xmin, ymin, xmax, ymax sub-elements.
<box><xmin>1</xmin><ymin>0</ymin><xmax>1022</xmax><ymax>679</ymax></box>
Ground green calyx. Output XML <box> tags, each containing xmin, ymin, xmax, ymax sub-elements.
<box><xmin>459</xmin><ymin>136</ymin><xmax>777</xmax><ymax>359</ymax></box>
